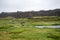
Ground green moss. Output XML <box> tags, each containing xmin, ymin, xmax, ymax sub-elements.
<box><xmin>0</xmin><ymin>16</ymin><xmax>60</xmax><ymax>40</ymax></box>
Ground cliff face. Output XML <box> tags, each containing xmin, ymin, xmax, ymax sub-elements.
<box><xmin>0</xmin><ymin>9</ymin><xmax>60</xmax><ymax>18</ymax></box>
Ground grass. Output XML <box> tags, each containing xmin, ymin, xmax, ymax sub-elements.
<box><xmin>0</xmin><ymin>16</ymin><xmax>60</xmax><ymax>40</ymax></box>
<box><xmin>0</xmin><ymin>28</ymin><xmax>60</xmax><ymax>40</ymax></box>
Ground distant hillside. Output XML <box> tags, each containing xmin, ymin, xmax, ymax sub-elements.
<box><xmin>0</xmin><ymin>9</ymin><xmax>60</xmax><ymax>18</ymax></box>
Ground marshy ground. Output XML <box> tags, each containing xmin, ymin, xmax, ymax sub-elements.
<box><xmin>0</xmin><ymin>16</ymin><xmax>60</xmax><ymax>40</ymax></box>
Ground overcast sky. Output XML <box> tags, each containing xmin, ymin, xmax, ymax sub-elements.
<box><xmin>0</xmin><ymin>0</ymin><xmax>60</xmax><ymax>12</ymax></box>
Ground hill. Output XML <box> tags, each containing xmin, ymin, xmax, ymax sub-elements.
<box><xmin>0</xmin><ymin>9</ymin><xmax>60</xmax><ymax>18</ymax></box>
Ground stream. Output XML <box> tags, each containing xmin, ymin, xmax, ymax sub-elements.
<box><xmin>35</xmin><ymin>26</ymin><xmax>60</xmax><ymax>28</ymax></box>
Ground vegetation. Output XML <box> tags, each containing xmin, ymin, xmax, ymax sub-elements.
<box><xmin>0</xmin><ymin>16</ymin><xmax>60</xmax><ymax>40</ymax></box>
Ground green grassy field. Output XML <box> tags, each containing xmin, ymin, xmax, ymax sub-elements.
<box><xmin>0</xmin><ymin>16</ymin><xmax>60</xmax><ymax>40</ymax></box>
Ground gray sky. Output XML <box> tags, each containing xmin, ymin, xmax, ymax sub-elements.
<box><xmin>0</xmin><ymin>0</ymin><xmax>60</xmax><ymax>12</ymax></box>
